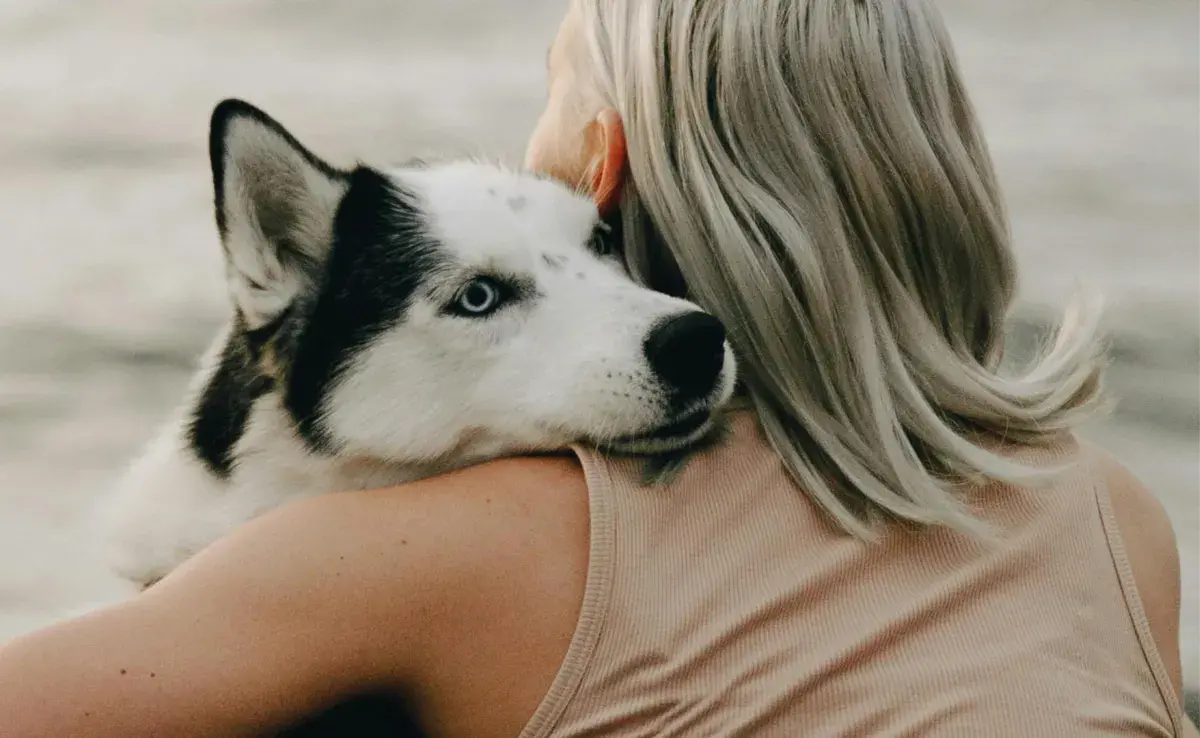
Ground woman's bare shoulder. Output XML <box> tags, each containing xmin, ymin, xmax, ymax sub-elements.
<box><xmin>278</xmin><ymin>453</ymin><xmax>590</xmax><ymax>536</ymax></box>
<box><xmin>251</xmin><ymin>454</ymin><xmax>593</xmax><ymax>728</ymax></box>
<box><xmin>182</xmin><ymin>452</ymin><xmax>592</xmax><ymax>591</ymax></box>
<box><xmin>235</xmin><ymin>452</ymin><xmax>593</xmax><ymax>663</ymax></box>
<box><xmin>282</xmin><ymin>454</ymin><xmax>592</xmax><ymax>733</ymax></box>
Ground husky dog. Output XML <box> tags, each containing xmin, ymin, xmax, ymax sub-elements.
<box><xmin>98</xmin><ymin>100</ymin><xmax>737</xmax><ymax>590</ymax></box>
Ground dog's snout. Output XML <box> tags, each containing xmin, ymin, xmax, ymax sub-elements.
<box><xmin>644</xmin><ymin>312</ymin><xmax>727</xmax><ymax>404</ymax></box>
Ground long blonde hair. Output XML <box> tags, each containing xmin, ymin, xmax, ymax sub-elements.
<box><xmin>573</xmin><ymin>0</ymin><xmax>1108</xmax><ymax>538</ymax></box>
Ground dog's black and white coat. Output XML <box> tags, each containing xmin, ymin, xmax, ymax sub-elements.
<box><xmin>97</xmin><ymin>100</ymin><xmax>738</xmax><ymax>594</ymax></box>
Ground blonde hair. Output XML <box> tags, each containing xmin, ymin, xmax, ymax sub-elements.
<box><xmin>573</xmin><ymin>0</ymin><xmax>1108</xmax><ymax>538</ymax></box>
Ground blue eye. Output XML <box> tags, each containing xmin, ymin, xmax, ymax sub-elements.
<box><xmin>451</xmin><ymin>277</ymin><xmax>508</xmax><ymax>317</ymax></box>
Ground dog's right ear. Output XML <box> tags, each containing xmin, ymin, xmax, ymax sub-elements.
<box><xmin>209</xmin><ymin>99</ymin><xmax>349</xmax><ymax>330</ymax></box>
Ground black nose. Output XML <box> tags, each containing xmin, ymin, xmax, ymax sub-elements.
<box><xmin>644</xmin><ymin>312</ymin><xmax>727</xmax><ymax>405</ymax></box>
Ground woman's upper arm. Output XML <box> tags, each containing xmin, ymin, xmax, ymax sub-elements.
<box><xmin>0</xmin><ymin>455</ymin><xmax>590</xmax><ymax>737</ymax></box>
<box><xmin>1098</xmin><ymin>449</ymin><xmax>1186</xmax><ymax>703</ymax></box>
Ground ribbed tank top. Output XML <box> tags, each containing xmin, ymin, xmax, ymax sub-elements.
<box><xmin>519</xmin><ymin>409</ymin><xmax>1184</xmax><ymax>737</ymax></box>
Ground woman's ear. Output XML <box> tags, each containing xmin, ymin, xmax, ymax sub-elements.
<box><xmin>587</xmin><ymin>109</ymin><xmax>627</xmax><ymax>216</ymax></box>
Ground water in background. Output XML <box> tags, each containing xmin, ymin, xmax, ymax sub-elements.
<box><xmin>0</xmin><ymin>0</ymin><xmax>1196</xmax><ymax>694</ymax></box>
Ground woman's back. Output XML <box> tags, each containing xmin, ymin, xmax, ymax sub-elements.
<box><xmin>523</xmin><ymin>410</ymin><xmax>1185</xmax><ymax>737</ymax></box>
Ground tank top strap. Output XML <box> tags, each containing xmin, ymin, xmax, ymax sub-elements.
<box><xmin>517</xmin><ymin>442</ymin><xmax>618</xmax><ymax>738</ymax></box>
<box><xmin>1088</xmin><ymin>446</ymin><xmax>1187</xmax><ymax>734</ymax></box>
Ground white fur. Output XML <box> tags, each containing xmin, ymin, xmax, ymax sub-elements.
<box><xmin>324</xmin><ymin>163</ymin><xmax>727</xmax><ymax>461</ymax></box>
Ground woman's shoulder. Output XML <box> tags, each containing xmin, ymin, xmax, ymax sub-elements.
<box><xmin>271</xmin><ymin>453</ymin><xmax>592</xmax><ymax>558</ymax></box>
<box><xmin>262</xmin><ymin>452</ymin><xmax>592</xmax><ymax>638</ymax></box>
<box><xmin>299</xmin><ymin>452</ymin><xmax>590</xmax><ymax>525</ymax></box>
<box><xmin>1073</xmin><ymin>438</ymin><xmax>1184</xmax><ymax>701</ymax></box>
<box><xmin>1071</xmin><ymin>438</ymin><xmax>1178</xmax><ymax>567</ymax></box>
<box><xmin>212</xmin><ymin>454</ymin><xmax>593</xmax><ymax>732</ymax></box>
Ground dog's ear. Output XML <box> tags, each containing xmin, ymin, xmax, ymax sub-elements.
<box><xmin>208</xmin><ymin>99</ymin><xmax>349</xmax><ymax>329</ymax></box>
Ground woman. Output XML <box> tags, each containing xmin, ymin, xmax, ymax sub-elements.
<box><xmin>0</xmin><ymin>0</ymin><xmax>1190</xmax><ymax>735</ymax></box>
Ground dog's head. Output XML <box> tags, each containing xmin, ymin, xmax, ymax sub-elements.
<box><xmin>207</xmin><ymin>99</ymin><xmax>737</xmax><ymax>465</ymax></box>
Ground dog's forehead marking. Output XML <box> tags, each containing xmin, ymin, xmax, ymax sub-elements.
<box><xmin>394</xmin><ymin>163</ymin><xmax>598</xmax><ymax>268</ymax></box>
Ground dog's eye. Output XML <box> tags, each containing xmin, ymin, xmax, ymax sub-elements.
<box><xmin>450</xmin><ymin>277</ymin><xmax>508</xmax><ymax>317</ymax></box>
<box><xmin>590</xmin><ymin>222</ymin><xmax>617</xmax><ymax>258</ymax></box>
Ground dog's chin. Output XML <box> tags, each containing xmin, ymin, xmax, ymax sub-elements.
<box><xmin>597</xmin><ymin>407</ymin><xmax>720</xmax><ymax>456</ymax></box>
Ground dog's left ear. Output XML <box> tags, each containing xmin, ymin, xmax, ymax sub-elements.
<box><xmin>209</xmin><ymin>99</ymin><xmax>349</xmax><ymax>329</ymax></box>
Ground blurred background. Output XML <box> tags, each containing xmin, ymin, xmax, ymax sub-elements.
<box><xmin>0</xmin><ymin>0</ymin><xmax>1195</xmax><ymax>711</ymax></box>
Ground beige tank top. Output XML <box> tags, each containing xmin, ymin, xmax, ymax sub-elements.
<box><xmin>519</xmin><ymin>409</ymin><xmax>1184</xmax><ymax>737</ymax></box>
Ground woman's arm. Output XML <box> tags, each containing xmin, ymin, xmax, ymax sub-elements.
<box><xmin>0</xmin><ymin>456</ymin><xmax>589</xmax><ymax>737</ymax></box>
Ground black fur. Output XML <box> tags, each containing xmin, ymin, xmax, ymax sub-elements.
<box><xmin>186</xmin><ymin>320</ymin><xmax>274</xmax><ymax>478</ymax></box>
<box><xmin>283</xmin><ymin>166</ymin><xmax>438</xmax><ymax>453</ymax></box>
<box><xmin>189</xmin><ymin>99</ymin><xmax>352</xmax><ymax>475</ymax></box>
<box><xmin>199</xmin><ymin>99</ymin><xmax>439</xmax><ymax>461</ymax></box>
<box><xmin>193</xmin><ymin>101</ymin><xmax>491</xmax><ymax>736</ymax></box>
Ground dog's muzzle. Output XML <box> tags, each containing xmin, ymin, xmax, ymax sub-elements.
<box><xmin>643</xmin><ymin>311</ymin><xmax>728</xmax><ymax>410</ymax></box>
